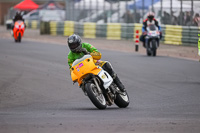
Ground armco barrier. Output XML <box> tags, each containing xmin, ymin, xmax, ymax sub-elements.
<box><xmin>40</xmin><ymin>20</ymin><xmax>199</xmax><ymax>47</ymax></box>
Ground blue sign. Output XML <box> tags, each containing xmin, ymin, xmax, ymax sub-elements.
<box><xmin>127</xmin><ymin>0</ymin><xmax>160</xmax><ymax>10</ymax></box>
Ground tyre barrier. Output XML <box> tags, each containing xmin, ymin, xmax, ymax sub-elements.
<box><xmin>38</xmin><ymin>20</ymin><xmax>199</xmax><ymax>47</ymax></box>
<box><xmin>25</xmin><ymin>20</ymin><xmax>40</xmax><ymax>29</ymax></box>
<box><xmin>84</xmin><ymin>22</ymin><xmax>96</xmax><ymax>39</ymax></box>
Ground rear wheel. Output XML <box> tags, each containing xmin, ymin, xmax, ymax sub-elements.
<box><xmin>114</xmin><ymin>90</ymin><xmax>129</xmax><ymax>108</ymax></box>
<box><xmin>85</xmin><ymin>83</ymin><xmax>107</xmax><ymax>109</ymax></box>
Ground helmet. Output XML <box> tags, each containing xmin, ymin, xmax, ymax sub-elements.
<box><xmin>147</xmin><ymin>12</ymin><xmax>155</xmax><ymax>22</ymax></box>
<box><xmin>16</xmin><ymin>11</ymin><xmax>22</xmax><ymax>16</ymax></box>
<box><xmin>68</xmin><ymin>34</ymin><xmax>82</xmax><ymax>52</ymax></box>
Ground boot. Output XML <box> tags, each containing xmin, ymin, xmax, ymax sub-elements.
<box><xmin>102</xmin><ymin>62</ymin><xmax>126</xmax><ymax>92</ymax></box>
<box><xmin>113</xmin><ymin>75</ymin><xmax>126</xmax><ymax>92</ymax></box>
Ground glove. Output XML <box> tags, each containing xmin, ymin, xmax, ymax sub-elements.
<box><xmin>79</xmin><ymin>48</ymin><xmax>90</xmax><ymax>55</ymax></box>
<box><xmin>143</xmin><ymin>31</ymin><xmax>147</xmax><ymax>35</ymax></box>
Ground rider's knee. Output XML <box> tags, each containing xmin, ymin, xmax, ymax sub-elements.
<box><xmin>102</xmin><ymin>62</ymin><xmax>115</xmax><ymax>76</ymax></box>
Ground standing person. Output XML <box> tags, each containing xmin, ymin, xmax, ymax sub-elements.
<box><xmin>122</xmin><ymin>10</ymin><xmax>133</xmax><ymax>23</ymax></box>
<box><xmin>185</xmin><ymin>11</ymin><xmax>191</xmax><ymax>26</ymax></box>
<box><xmin>193</xmin><ymin>13</ymin><xmax>200</xmax><ymax>27</ymax></box>
<box><xmin>139</xmin><ymin>12</ymin><xmax>162</xmax><ymax>47</ymax></box>
<box><xmin>67</xmin><ymin>34</ymin><xmax>126</xmax><ymax>92</ymax></box>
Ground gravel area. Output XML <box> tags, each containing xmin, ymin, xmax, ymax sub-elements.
<box><xmin>0</xmin><ymin>26</ymin><xmax>199</xmax><ymax>61</ymax></box>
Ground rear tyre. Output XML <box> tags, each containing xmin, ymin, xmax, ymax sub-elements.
<box><xmin>85</xmin><ymin>83</ymin><xmax>107</xmax><ymax>109</ymax></box>
<box><xmin>114</xmin><ymin>91</ymin><xmax>129</xmax><ymax>108</ymax></box>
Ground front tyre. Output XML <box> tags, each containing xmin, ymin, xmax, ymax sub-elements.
<box><xmin>85</xmin><ymin>83</ymin><xmax>107</xmax><ymax>109</ymax></box>
<box><xmin>153</xmin><ymin>49</ymin><xmax>157</xmax><ymax>56</ymax></box>
<box><xmin>152</xmin><ymin>40</ymin><xmax>157</xmax><ymax>56</ymax></box>
<box><xmin>146</xmin><ymin>49</ymin><xmax>151</xmax><ymax>56</ymax></box>
<box><xmin>114</xmin><ymin>91</ymin><xmax>129</xmax><ymax>108</ymax></box>
<box><xmin>18</xmin><ymin>33</ymin><xmax>21</xmax><ymax>42</ymax></box>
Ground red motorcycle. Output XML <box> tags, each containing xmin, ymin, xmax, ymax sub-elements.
<box><xmin>13</xmin><ymin>20</ymin><xmax>25</xmax><ymax>42</ymax></box>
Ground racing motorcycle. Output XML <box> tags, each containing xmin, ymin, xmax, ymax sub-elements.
<box><xmin>145</xmin><ymin>24</ymin><xmax>160</xmax><ymax>56</ymax></box>
<box><xmin>71</xmin><ymin>54</ymin><xmax>129</xmax><ymax>109</ymax></box>
<box><xmin>13</xmin><ymin>20</ymin><xmax>25</xmax><ymax>42</ymax></box>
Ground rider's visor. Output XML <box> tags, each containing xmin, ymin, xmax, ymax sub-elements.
<box><xmin>69</xmin><ymin>43</ymin><xmax>79</xmax><ymax>49</ymax></box>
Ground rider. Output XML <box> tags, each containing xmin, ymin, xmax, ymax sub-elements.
<box><xmin>140</xmin><ymin>12</ymin><xmax>162</xmax><ymax>47</ymax></box>
<box><xmin>13</xmin><ymin>11</ymin><xmax>24</xmax><ymax>23</ymax></box>
<box><xmin>67</xmin><ymin>34</ymin><xmax>126</xmax><ymax>92</ymax></box>
<box><xmin>11</xmin><ymin>11</ymin><xmax>25</xmax><ymax>35</ymax></box>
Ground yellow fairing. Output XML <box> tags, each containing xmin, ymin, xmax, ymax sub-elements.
<box><xmin>71</xmin><ymin>56</ymin><xmax>101</xmax><ymax>86</ymax></box>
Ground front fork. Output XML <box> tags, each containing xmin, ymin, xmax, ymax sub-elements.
<box><xmin>93</xmin><ymin>77</ymin><xmax>102</xmax><ymax>94</ymax></box>
<box><xmin>145</xmin><ymin>37</ymin><xmax>149</xmax><ymax>50</ymax></box>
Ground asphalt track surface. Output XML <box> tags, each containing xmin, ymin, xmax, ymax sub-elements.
<box><xmin>0</xmin><ymin>38</ymin><xmax>200</xmax><ymax>133</ymax></box>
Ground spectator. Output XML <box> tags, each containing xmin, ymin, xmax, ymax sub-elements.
<box><xmin>134</xmin><ymin>11</ymin><xmax>141</xmax><ymax>23</ymax></box>
<box><xmin>178</xmin><ymin>12</ymin><xmax>185</xmax><ymax>25</ymax></box>
<box><xmin>185</xmin><ymin>11</ymin><xmax>191</xmax><ymax>26</ymax></box>
<box><xmin>122</xmin><ymin>10</ymin><xmax>133</xmax><ymax>23</ymax></box>
<box><xmin>162</xmin><ymin>11</ymin><xmax>170</xmax><ymax>24</ymax></box>
<box><xmin>193</xmin><ymin>13</ymin><xmax>200</xmax><ymax>27</ymax></box>
<box><xmin>171</xmin><ymin>16</ymin><xmax>178</xmax><ymax>25</ymax></box>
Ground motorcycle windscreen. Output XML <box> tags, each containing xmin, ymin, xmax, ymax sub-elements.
<box><xmin>148</xmin><ymin>24</ymin><xmax>157</xmax><ymax>31</ymax></box>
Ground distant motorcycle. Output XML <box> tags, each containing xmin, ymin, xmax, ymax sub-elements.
<box><xmin>13</xmin><ymin>20</ymin><xmax>25</xmax><ymax>42</ymax></box>
<box><xmin>71</xmin><ymin>54</ymin><xmax>129</xmax><ymax>109</ymax></box>
<box><xmin>145</xmin><ymin>24</ymin><xmax>160</xmax><ymax>56</ymax></box>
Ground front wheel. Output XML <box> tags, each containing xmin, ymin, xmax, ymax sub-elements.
<box><xmin>153</xmin><ymin>49</ymin><xmax>157</xmax><ymax>56</ymax></box>
<box><xmin>18</xmin><ymin>33</ymin><xmax>21</xmax><ymax>42</ymax></box>
<box><xmin>114</xmin><ymin>91</ymin><xmax>129</xmax><ymax>108</ymax></box>
<box><xmin>146</xmin><ymin>49</ymin><xmax>151</xmax><ymax>56</ymax></box>
<box><xmin>85</xmin><ymin>83</ymin><xmax>107</xmax><ymax>109</ymax></box>
<box><xmin>152</xmin><ymin>40</ymin><xmax>157</xmax><ymax>56</ymax></box>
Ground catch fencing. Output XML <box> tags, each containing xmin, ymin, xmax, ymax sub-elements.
<box><xmin>65</xmin><ymin>0</ymin><xmax>200</xmax><ymax>27</ymax></box>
